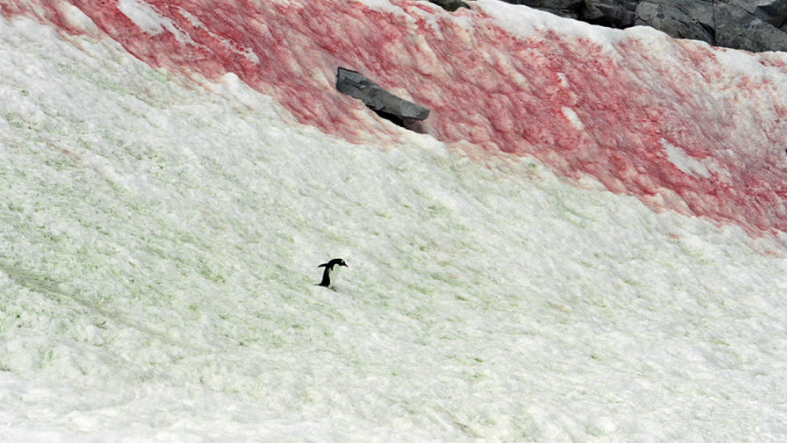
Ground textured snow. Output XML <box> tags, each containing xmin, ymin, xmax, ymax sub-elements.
<box><xmin>117</xmin><ymin>0</ymin><xmax>168</xmax><ymax>35</ymax></box>
<box><xmin>662</xmin><ymin>139</ymin><xmax>714</xmax><ymax>179</ymax></box>
<box><xmin>13</xmin><ymin>0</ymin><xmax>781</xmax><ymax>236</ymax></box>
<box><xmin>1</xmin><ymin>1</ymin><xmax>787</xmax><ymax>442</ymax></box>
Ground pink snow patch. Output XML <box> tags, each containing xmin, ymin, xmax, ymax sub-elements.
<box><xmin>4</xmin><ymin>0</ymin><xmax>787</xmax><ymax>238</ymax></box>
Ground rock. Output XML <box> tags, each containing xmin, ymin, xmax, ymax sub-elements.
<box><xmin>499</xmin><ymin>0</ymin><xmax>787</xmax><ymax>52</ymax></box>
<box><xmin>635</xmin><ymin>0</ymin><xmax>715</xmax><ymax>44</ymax></box>
<box><xmin>715</xmin><ymin>1</ymin><xmax>787</xmax><ymax>51</ymax></box>
<box><xmin>498</xmin><ymin>0</ymin><xmax>635</xmax><ymax>25</ymax></box>
<box><xmin>500</xmin><ymin>0</ymin><xmax>585</xmax><ymax>19</ymax></box>
<box><xmin>336</xmin><ymin>68</ymin><xmax>431</xmax><ymax>127</ymax></box>
<box><xmin>728</xmin><ymin>0</ymin><xmax>787</xmax><ymax>27</ymax></box>
<box><xmin>427</xmin><ymin>0</ymin><xmax>473</xmax><ymax>11</ymax></box>
<box><xmin>580</xmin><ymin>0</ymin><xmax>638</xmax><ymax>28</ymax></box>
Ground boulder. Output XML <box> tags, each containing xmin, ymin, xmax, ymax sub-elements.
<box><xmin>729</xmin><ymin>0</ymin><xmax>787</xmax><ymax>27</ymax></box>
<box><xmin>499</xmin><ymin>0</ymin><xmax>585</xmax><ymax>19</ymax></box>
<box><xmin>715</xmin><ymin>1</ymin><xmax>787</xmax><ymax>51</ymax></box>
<box><xmin>427</xmin><ymin>0</ymin><xmax>473</xmax><ymax>12</ymax></box>
<box><xmin>579</xmin><ymin>0</ymin><xmax>638</xmax><ymax>28</ymax></box>
<box><xmin>498</xmin><ymin>0</ymin><xmax>787</xmax><ymax>52</ymax></box>
<box><xmin>635</xmin><ymin>0</ymin><xmax>715</xmax><ymax>44</ymax></box>
<box><xmin>336</xmin><ymin>68</ymin><xmax>431</xmax><ymax>127</ymax></box>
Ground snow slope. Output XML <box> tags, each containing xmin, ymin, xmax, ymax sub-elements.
<box><xmin>1</xmin><ymin>0</ymin><xmax>787</xmax><ymax>441</ymax></box>
<box><xmin>6</xmin><ymin>0</ymin><xmax>787</xmax><ymax>237</ymax></box>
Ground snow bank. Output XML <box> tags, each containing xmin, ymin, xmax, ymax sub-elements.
<box><xmin>3</xmin><ymin>0</ymin><xmax>787</xmax><ymax>238</ymax></box>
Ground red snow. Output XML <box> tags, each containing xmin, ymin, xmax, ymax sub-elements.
<box><xmin>4</xmin><ymin>0</ymin><xmax>787</xmax><ymax>238</ymax></box>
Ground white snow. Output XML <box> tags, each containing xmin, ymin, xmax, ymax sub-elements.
<box><xmin>118</xmin><ymin>0</ymin><xmax>168</xmax><ymax>35</ymax></box>
<box><xmin>661</xmin><ymin>139</ymin><xmax>713</xmax><ymax>178</ymax></box>
<box><xmin>561</xmin><ymin>106</ymin><xmax>584</xmax><ymax>131</ymax></box>
<box><xmin>477</xmin><ymin>0</ymin><xmax>628</xmax><ymax>47</ymax></box>
<box><xmin>1</xmin><ymin>8</ymin><xmax>787</xmax><ymax>443</ymax></box>
<box><xmin>59</xmin><ymin>3</ymin><xmax>100</xmax><ymax>34</ymax></box>
<box><xmin>118</xmin><ymin>0</ymin><xmax>195</xmax><ymax>45</ymax></box>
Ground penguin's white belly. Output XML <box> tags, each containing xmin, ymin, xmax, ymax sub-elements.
<box><xmin>328</xmin><ymin>266</ymin><xmax>340</xmax><ymax>285</ymax></box>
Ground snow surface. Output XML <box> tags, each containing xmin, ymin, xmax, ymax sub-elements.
<box><xmin>1</xmin><ymin>1</ymin><xmax>787</xmax><ymax>442</ymax></box>
<box><xmin>8</xmin><ymin>0</ymin><xmax>785</xmax><ymax>237</ymax></box>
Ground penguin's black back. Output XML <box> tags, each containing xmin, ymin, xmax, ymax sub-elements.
<box><xmin>318</xmin><ymin>268</ymin><xmax>331</xmax><ymax>287</ymax></box>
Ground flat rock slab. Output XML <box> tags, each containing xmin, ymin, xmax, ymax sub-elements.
<box><xmin>336</xmin><ymin>68</ymin><xmax>431</xmax><ymax>123</ymax></box>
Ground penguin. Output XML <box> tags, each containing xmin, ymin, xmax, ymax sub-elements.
<box><xmin>317</xmin><ymin>258</ymin><xmax>348</xmax><ymax>288</ymax></box>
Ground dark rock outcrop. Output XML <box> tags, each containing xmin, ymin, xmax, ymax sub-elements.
<box><xmin>714</xmin><ymin>1</ymin><xmax>787</xmax><ymax>51</ymax></box>
<box><xmin>635</xmin><ymin>0</ymin><xmax>715</xmax><ymax>43</ymax></box>
<box><xmin>500</xmin><ymin>0</ymin><xmax>787</xmax><ymax>52</ymax></box>
<box><xmin>581</xmin><ymin>0</ymin><xmax>638</xmax><ymax>27</ymax></box>
<box><xmin>427</xmin><ymin>0</ymin><xmax>473</xmax><ymax>12</ymax></box>
<box><xmin>336</xmin><ymin>68</ymin><xmax>430</xmax><ymax>128</ymax></box>
<box><xmin>503</xmin><ymin>0</ymin><xmax>637</xmax><ymax>27</ymax></box>
<box><xmin>500</xmin><ymin>0</ymin><xmax>584</xmax><ymax>20</ymax></box>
